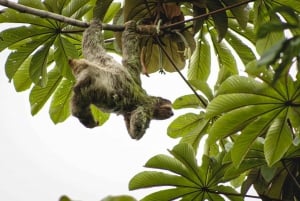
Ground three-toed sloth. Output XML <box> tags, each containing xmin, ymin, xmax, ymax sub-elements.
<box><xmin>68</xmin><ymin>20</ymin><xmax>173</xmax><ymax>139</ymax></box>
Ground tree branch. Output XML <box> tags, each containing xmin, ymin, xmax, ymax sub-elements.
<box><xmin>0</xmin><ymin>0</ymin><xmax>89</xmax><ymax>27</ymax></box>
<box><xmin>0</xmin><ymin>0</ymin><xmax>125</xmax><ymax>31</ymax></box>
<box><xmin>0</xmin><ymin>0</ymin><xmax>254</xmax><ymax>33</ymax></box>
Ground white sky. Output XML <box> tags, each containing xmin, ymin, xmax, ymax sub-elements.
<box><xmin>0</xmin><ymin>43</ymin><xmax>193</xmax><ymax>201</ymax></box>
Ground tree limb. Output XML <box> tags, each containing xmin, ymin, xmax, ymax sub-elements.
<box><xmin>0</xmin><ymin>0</ymin><xmax>253</xmax><ymax>33</ymax></box>
<box><xmin>0</xmin><ymin>0</ymin><xmax>89</xmax><ymax>27</ymax></box>
<box><xmin>0</xmin><ymin>0</ymin><xmax>126</xmax><ymax>31</ymax></box>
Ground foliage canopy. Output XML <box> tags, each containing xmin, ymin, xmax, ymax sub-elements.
<box><xmin>1</xmin><ymin>0</ymin><xmax>300</xmax><ymax>200</ymax></box>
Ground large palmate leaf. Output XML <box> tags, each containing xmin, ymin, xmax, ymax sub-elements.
<box><xmin>207</xmin><ymin>74</ymin><xmax>299</xmax><ymax>166</ymax></box>
<box><xmin>168</xmin><ymin>15</ymin><xmax>254</xmax><ymax>147</ymax></box>
<box><xmin>129</xmin><ymin>143</ymin><xmax>243</xmax><ymax>201</ymax></box>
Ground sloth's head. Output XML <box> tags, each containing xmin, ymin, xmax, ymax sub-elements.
<box><xmin>152</xmin><ymin>97</ymin><xmax>173</xmax><ymax>120</ymax></box>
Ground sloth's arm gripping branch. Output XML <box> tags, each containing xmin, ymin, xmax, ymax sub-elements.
<box><xmin>122</xmin><ymin>21</ymin><xmax>142</xmax><ymax>86</ymax></box>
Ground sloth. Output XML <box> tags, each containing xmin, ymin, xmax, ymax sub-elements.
<box><xmin>68</xmin><ymin>20</ymin><xmax>173</xmax><ymax>139</ymax></box>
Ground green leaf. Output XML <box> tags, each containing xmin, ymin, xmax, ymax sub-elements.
<box><xmin>93</xmin><ymin>0</ymin><xmax>113</xmax><ymax>21</ymax></box>
<box><xmin>222</xmin><ymin>0</ymin><xmax>250</xmax><ymax>29</ymax></box>
<box><xmin>49</xmin><ymin>79</ymin><xmax>73</xmax><ymax>124</ymax></box>
<box><xmin>226</xmin><ymin>30</ymin><xmax>256</xmax><ymax>66</ymax></box>
<box><xmin>264</xmin><ymin>115</ymin><xmax>293</xmax><ymax>166</ymax></box>
<box><xmin>207</xmin><ymin>104</ymin><xmax>277</xmax><ymax>145</ymax></box>
<box><xmin>59</xmin><ymin>195</ymin><xmax>72</xmax><ymax>201</ymax></box>
<box><xmin>29</xmin><ymin>37</ymin><xmax>55</xmax><ymax>87</ymax></box>
<box><xmin>188</xmin><ymin>33</ymin><xmax>211</xmax><ymax>81</ymax></box>
<box><xmin>44</xmin><ymin>0</ymin><xmax>70</xmax><ymax>14</ymax></box>
<box><xmin>216</xmin><ymin>185</ymin><xmax>243</xmax><ymax>201</ymax></box>
<box><xmin>231</xmin><ymin>109</ymin><xmax>281</xmax><ymax>167</ymax></box>
<box><xmin>30</xmin><ymin>69</ymin><xmax>63</xmax><ymax>115</ymax></box>
<box><xmin>180</xmin><ymin>118</ymin><xmax>209</xmax><ymax>152</ymax></box>
<box><xmin>129</xmin><ymin>171</ymin><xmax>194</xmax><ymax>190</ymax></box>
<box><xmin>101</xmin><ymin>195</ymin><xmax>137</xmax><ymax>201</ymax></box>
<box><xmin>145</xmin><ymin>154</ymin><xmax>190</xmax><ymax>178</ymax></box>
<box><xmin>70</xmin><ymin>3</ymin><xmax>93</xmax><ymax>20</ymax></box>
<box><xmin>5</xmin><ymin>34</ymin><xmax>54</xmax><ymax>81</ymax></box>
<box><xmin>0</xmin><ymin>9</ymin><xmax>52</xmax><ymax>26</ymax></box>
<box><xmin>62</xmin><ymin>0</ymin><xmax>90</xmax><ymax>17</ymax></box>
<box><xmin>141</xmin><ymin>188</ymin><xmax>200</xmax><ymax>201</ymax></box>
<box><xmin>207</xmin><ymin>0</ymin><xmax>228</xmax><ymax>41</ymax></box>
<box><xmin>12</xmin><ymin>57</ymin><xmax>32</xmax><ymax>92</ymax></box>
<box><xmin>167</xmin><ymin>113</ymin><xmax>204</xmax><ymax>138</ymax></box>
<box><xmin>253</xmin><ymin>0</ymin><xmax>270</xmax><ymax>34</ymax></box>
<box><xmin>257</xmin><ymin>21</ymin><xmax>297</xmax><ymax>39</ymax></box>
<box><xmin>0</xmin><ymin>26</ymin><xmax>51</xmax><ymax>51</ymax></box>
<box><xmin>204</xmin><ymin>192</ymin><xmax>225</xmax><ymax>201</ymax></box>
<box><xmin>206</xmin><ymin>93</ymin><xmax>279</xmax><ymax>119</ymax></box>
<box><xmin>189</xmin><ymin>80</ymin><xmax>214</xmax><ymax>101</ymax></box>
<box><xmin>19</xmin><ymin>0</ymin><xmax>46</xmax><ymax>10</ymax></box>
<box><xmin>257</xmin><ymin>39</ymin><xmax>285</xmax><ymax>66</ymax></box>
<box><xmin>169</xmin><ymin>143</ymin><xmax>201</xmax><ymax>184</ymax></box>
<box><xmin>254</xmin><ymin>5</ymin><xmax>285</xmax><ymax>54</ymax></box>
<box><xmin>192</xmin><ymin>6</ymin><xmax>206</xmax><ymax>34</ymax></box>
<box><xmin>54</xmin><ymin>35</ymin><xmax>78</xmax><ymax>80</ymax></box>
<box><xmin>103</xmin><ymin>2</ymin><xmax>121</xmax><ymax>23</ymax></box>
<box><xmin>90</xmin><ymin>105</ymin><xmax>110</xmax><ymax>126</ymax></box>
<box><xmin>215</xmin><ymin>76</ymin><xmax>278</xmax><ymax>97</ymax></box>
<box><xmin>173</xmin><ymin>94</ymin><xmax>206</xmax><ymax>109</ymax></box>
<box><xmin>123</xmin><ymin>0</ymin><xmax>148</xmax><ymax>22</ymax></box>
<box><xmin>225</xmin><ymin>158</ymin><xmax>266</xmax><ymax>182</ymax></box>
<box><xmin>260</xmin><ymin>165</ymin><xmax>277</xmax><ymax>183</ymax></box>
<box><xmin>274</xmin><ymin>0</ymin><xmax>300</xmax><ymax>13</ymax></box>
<box><xmin>210</xmin><ymin>29</ymin><xmax>237</xmax><ymax>88</ymax></box>
<box><xmin>228</xmin><ymin>19</ymin><xmax>255</xmax><ymax>44</ymax></box>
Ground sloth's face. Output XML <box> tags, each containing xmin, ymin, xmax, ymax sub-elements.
<box><xmin>152</xmin><ymin>97</ymin><xmax>173</xmax><ymax>120</ymax></box>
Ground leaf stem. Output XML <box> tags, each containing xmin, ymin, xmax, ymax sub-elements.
<box><xmin>154</xmin><ymin>36</ymin><xmax>208</xmax><ymax>107</ymax></box>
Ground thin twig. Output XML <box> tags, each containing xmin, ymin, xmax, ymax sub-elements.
<box><xmin>154</xmin><ymin>36</ymin><xmax>208</xmax><ymax>107</ymax></box>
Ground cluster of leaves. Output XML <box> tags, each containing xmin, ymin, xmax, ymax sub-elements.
<box><xmin>125</xmin><ymin>0</ymin><xmax>300</xmax><ymax>200</ymax></box>
<box><xmin>1</xmin><ymin>0</ymin><xmax>300</xmax><ymax>201</ymax></box>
